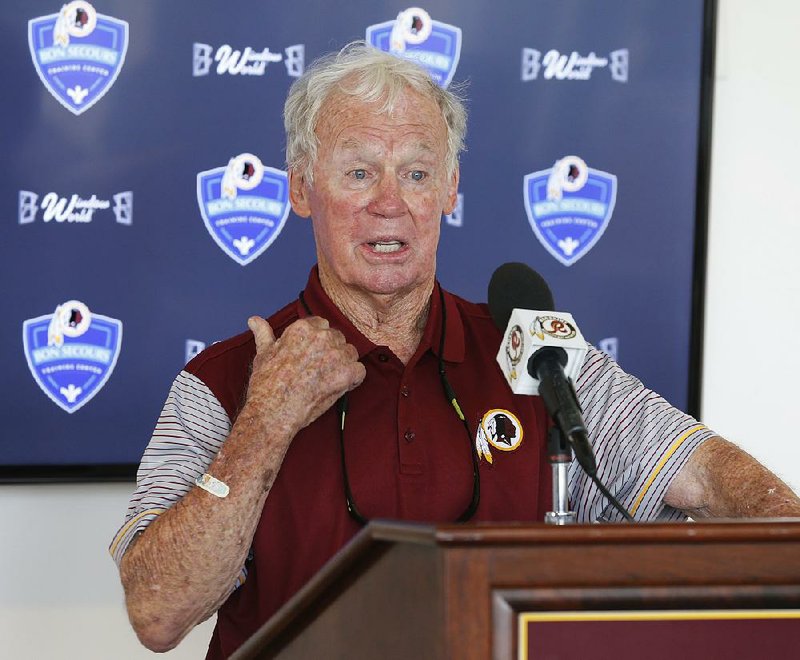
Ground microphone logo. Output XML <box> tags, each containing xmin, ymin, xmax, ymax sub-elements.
<box><xmin>531</xmin><ymin>315</ymin><xmax>577</xmax><ymax>341</ymax></box>
<box><xmin>496</xmin><ymin>308</ymin><xmax>586</xmax><ymax>396</ymax></box>
<box><xmin>505</xmin><ymin>324</ymin><xmax>524</xmax><ymax>381</ymax></box>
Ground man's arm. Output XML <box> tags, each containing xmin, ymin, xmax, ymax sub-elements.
<box><xmin>665</xmin><ymin>436</ymin><xmax>800</xmax><ymax>518</ymax></box>
<box><xmin>119</xmin><ymin>316</ymin><xmax>365</xmax><ymax>652</ymax></box>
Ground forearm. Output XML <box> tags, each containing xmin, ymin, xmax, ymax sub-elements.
<box><xmin>120</xmin><ymin>401</ymin><xmax>294</xmax><ymax>652</ymax></box>
<box><xmin>665</xmin><ymin>436</ymin><xmax>800</xmax><ymax>518</ymax></box>
<box><xmin>118</xmin><ymin>315</ymin><xmax>365</xmax><ymax>651</ymax></box>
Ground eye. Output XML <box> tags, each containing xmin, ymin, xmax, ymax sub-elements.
<box><xmin>349</xmin><ymin>169</ymin><xmax>367</xmax><ymax>180</ymax></box>
<box><xmin>410</xmin><ymin>170</ymin><xmax>426</xmax><ymax>182</ymax></box>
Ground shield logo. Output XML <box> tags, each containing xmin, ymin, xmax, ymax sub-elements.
<box><xmin>22</xmin><ymin>300</ymin><xmax>123</xmax><ymax>413</ymax></box>
<box><xmin>366</xmin><ymin>7</ymin><xmax>462</xmax><ymax>88</ymax></box>
<box><xmin>28</xmin><ymin>2</ymin><xmax>129</xmax><ymax>115</ymax></box>
<box><xmin>197</xmin><ymin>154</ymin><xmax>291</xmax><ymax>266</ymax></box>
<box><xmin>523</xmin><ymin>156</ymin><xmax>617</xmax><ymax>267</ymax></box>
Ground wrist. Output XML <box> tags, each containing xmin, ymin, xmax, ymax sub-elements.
<box><xmin>233</xmin><ymin>394</ymin><xmax>299</xmax><ymax>452</ymax></box>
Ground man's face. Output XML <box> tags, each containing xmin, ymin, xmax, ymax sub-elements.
<box><xmin>289</xmin><ymin>85</ymin><xmax>459</xmax><ymax>299</ymax></box>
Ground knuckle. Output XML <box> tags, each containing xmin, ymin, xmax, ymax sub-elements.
<box><xmin>329</xmin><ymin>328</ymin><xmax>346</xmax><ymax>345</ymax></box>
<box><xmin>307</xmin><ymin>316</ymin><xmax>329</xmax><ymax>329</ymax></box>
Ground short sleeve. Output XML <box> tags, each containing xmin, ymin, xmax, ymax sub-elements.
<box><xmin>108</xmin><ymin>370</ymin><xmax>232</xmax><ymax>564</ymax></box>
<box><xmin>571</xmin><ymin>346</ymin><xmax>715</xmax><ymax>522</ymax></box>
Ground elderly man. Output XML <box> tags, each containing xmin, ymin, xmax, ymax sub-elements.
<box><xmin>111</xmin><ymin>44</ymin><xmax>800</xmax><ymax>657</ymax></box>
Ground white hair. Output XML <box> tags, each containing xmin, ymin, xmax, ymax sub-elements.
<box><xmin>284</xmin><ymin>42</ymin><xmax>467</xmax><ymax>184</ymax></box>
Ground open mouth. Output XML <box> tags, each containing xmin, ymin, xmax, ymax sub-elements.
<box><xmin>369</xmin><ymin>240</ymin><xmax>405</xmax><ymax>254</ymax></box>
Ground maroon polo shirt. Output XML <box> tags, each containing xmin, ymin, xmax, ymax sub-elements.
<box><xmin>198</xmin><ymin>267</ymin><xmax>551</xmax><ymax>659</ymax></box>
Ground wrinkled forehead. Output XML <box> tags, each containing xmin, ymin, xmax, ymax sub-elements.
<box><xmin>314</xmin><ymin>85</ymin><xmax>448</xmax><ymax>152</ymax></box>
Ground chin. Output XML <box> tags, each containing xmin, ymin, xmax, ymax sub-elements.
<box><xmin>352</xmin><ymin>265</ymin><xmax>420</xmax><ymax>296</ymax></box>
<box><xmin>362</xmin><ymin>277</ymin><xmax>414</xmax><ymax>297</ymax></box>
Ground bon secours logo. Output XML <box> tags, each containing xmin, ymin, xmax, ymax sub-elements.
<box><xmin>197</xmin><ymin>153</ymin><xmax>290</xmax><ymax>266</ymax></box>
<box><xmin>28</xmin><ymin>1</ymin><xmax>128</xmax><ymax>115</ymax></box>
<box><xmin>192</xmin><ymin>42</ymin><xmax>304</xmax><ymax>78</ymax></box>
<box><xmin>366</xmin><ymin>7</ymin><xmax>461</xmax><ymax>88</ymax></box>
<box><xmin>19</xmin><ymin>190</ymin><xmax>132</xmax><ymax>225</ymax></box>
<box><xmin>23</xmin><ymin>300</ymin><xmax>122</xmax><ymax>413</ymax></box>
<box><xmin>521</xmin><ymin>47</ymin><xmax>628</xmax><ymax>83</ymax></box>
<box><xmin>523</xmin><ymin>156</ymin><xmax>617</xmax><ymax>267</ymax></box>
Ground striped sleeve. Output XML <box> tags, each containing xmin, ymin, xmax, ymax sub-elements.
<box><xmin>570</xmin><ymin>345</ymin><xmax>715</xmax><ymax>523</ymax></box>
<box><xmin>109</xmin><ymin>370</ymin><xmax>231</xmax><ymax>565</ymax></box>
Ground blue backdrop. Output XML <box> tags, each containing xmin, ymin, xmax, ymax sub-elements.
<box><xmin>1</xmin><ymin>0</ymin><xmax>710</xmax><ymax>477</ymax></box>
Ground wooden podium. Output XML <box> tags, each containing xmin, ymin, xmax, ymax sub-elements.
<box><xmin>231</xmin><ymin>520</ymin><xmax>800</xmax><ymax>659</ymax></box>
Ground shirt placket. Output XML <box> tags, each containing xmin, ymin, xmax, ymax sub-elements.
<box><xmin>396</xmin><ymin>363</ymin><xmax>424</xmax><ymax>476</ymax></box>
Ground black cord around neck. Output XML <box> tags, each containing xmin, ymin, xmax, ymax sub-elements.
<box><xmin>299</xmin><ymin>286</ymin><xmax>481</xmax><ymax>525</ymax></box>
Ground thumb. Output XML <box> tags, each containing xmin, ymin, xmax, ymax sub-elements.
<box><xmin>248</xmin><ymin>316</ymin><xmax>276</xmax><ymax>353</ymax></box>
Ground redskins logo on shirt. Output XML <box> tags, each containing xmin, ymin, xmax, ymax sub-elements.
<box><xmin>475</xmin><ymin>409</ymin><xmax>524</xmax><ymax>464</ymax></box>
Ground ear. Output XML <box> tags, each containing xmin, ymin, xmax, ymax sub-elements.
<box><xmin>289</xmin><ymin>168</ymin><xmax>312</xmax><ymax>218</ymax></box>
<box><xmin>442</xmin><ymin>166</ymin><xmax>460</xmax><ymax>216</ymax></box>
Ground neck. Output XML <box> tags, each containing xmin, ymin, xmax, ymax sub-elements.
<box><xmin>319</xmin><ymin>270</ymin><xmax>433</xmax><ymax>365</ymax></box>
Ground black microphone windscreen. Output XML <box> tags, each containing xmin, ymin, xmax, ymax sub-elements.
<box><xmin>487</xmin><ymin>262</ymin><xmax>555</xmax><ymax>330</ymax></box>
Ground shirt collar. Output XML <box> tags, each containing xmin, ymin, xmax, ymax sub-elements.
<box><xmin>297</xmin><ymin>266</ymin><xmax>465</xmax><ymax>363</ymax></box>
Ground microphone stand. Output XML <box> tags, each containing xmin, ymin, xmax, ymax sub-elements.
<box><xmin>544</xmin><ymin>426</ymin><xmax>576</xmax><ymax>525</ymax></box>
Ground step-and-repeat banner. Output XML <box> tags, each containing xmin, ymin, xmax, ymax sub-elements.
<box><xmin>1</xmin><ymin>1</ymin><xmax>709</xmax><ymax>477</ymax></box>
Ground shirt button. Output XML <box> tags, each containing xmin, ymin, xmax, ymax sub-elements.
<box><xmin>400</xmin><ymin>385</ymin><xmax>410</xmax><ymax>397</ymax></box>
<box><xmin>378</xmin><ymin>353</ymin><xmax>389</xmax><ymax>362</ymax></box>
<box><xmin>404</xmin><ymin>429</ymin><xmax>415</xmax><ymax>443</ymax></box>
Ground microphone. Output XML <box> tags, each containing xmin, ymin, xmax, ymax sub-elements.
<box><xmin>488</xmin><ymin>263</ymin><xmax>597</xmax><ymax>476</ymax></box>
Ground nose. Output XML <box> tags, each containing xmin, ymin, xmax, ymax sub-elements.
<box><xmin>367</xmin><ymin>174</ymin><xmax>406</xmax><ymax>219</ymax></box>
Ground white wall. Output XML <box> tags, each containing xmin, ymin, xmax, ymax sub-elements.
<box><xmin>2</xmin><ymin>2</ymin><xmax>798</xmax><ymax>658</ymax></box>
<box><xmin>0</xmin><ymin>484</ymin><xmax>215</xmax><ymax>658</ymax></box>
<box><xmin>701</xmin><ymin>0</ymin><xmax>800</xmax><ymax>492</ymax></box>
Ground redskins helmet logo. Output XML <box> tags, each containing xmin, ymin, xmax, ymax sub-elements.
<box><xmin>47</xmin><ymin>300</ymin><xmax>92</xmax><ymax>347</ymax></box>
<box><xmin>221</xmin><ymin>153</ymin><xmax>265</xmax><ymax>199</ymax></box>
<box><xmin>390</xmin><ymin>7</ymin><xmax>433</xmax><ymax>53</ymax></box>
<box><xmin>53</xmin><ymin>1</ymin><xmax>98</xmax><ymax>46</ymax></box>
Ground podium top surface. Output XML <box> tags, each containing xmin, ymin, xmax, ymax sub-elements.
<box><xmin>368</xmin><ymin>518</ymin><xmax>800</xmax><ymax>546</ymax></box>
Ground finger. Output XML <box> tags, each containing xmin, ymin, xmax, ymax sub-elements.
<box><xmin>342</xmin><ymin>342</ymin><xmax>360</xmax><ymax>362</ymax></box>
<box><xmin>303</xmin><ymin>316</ymin><xmax>330</xmax><ymax>330</ymax></box>
<box><xmin>348</xmin><ymin>362</ymin><xmax>367</xmax><ymax>390</ymax></box>
<box><xmin>328</xmin><ymin>327</ymin><xmax>347</xmax><ymax>346</ymax></box>
<box><xmin>248</xmin><ymin>316</ymin><xmax>276</xmax><ymax>353</ymax></box>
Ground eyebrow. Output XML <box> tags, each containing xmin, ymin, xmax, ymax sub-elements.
<box><xmin>337</xmin><ymin>137</ymin><xmax>370</xmax><ymax>154</ymax></box>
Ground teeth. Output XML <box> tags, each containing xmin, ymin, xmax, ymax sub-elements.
<box><xmin>372</xmin><ymin>241</ymin><xmax>403</xmax><ymax>253</ymax></box>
